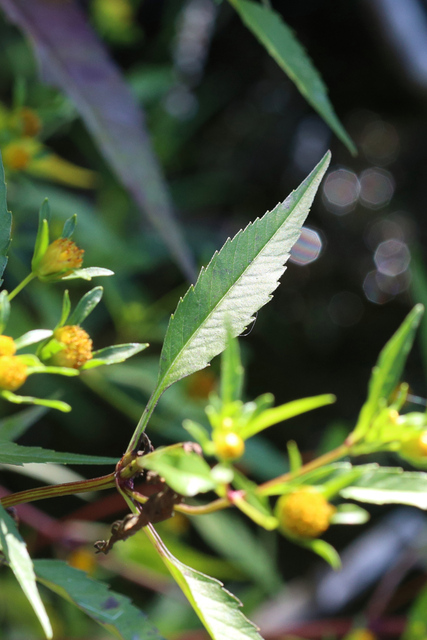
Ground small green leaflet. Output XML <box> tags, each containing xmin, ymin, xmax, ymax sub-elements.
<box><xmin>34</xmin><ymin>559</ymin><xmax>165</xmax><ymax>640</ymax></box>
<box><xmin>0</xmin><ymin>151</ymin><xmax>12</xmax><ymax>285</ymax></box>
<box><xmin>340</xmin><ymin>466</ymin><xmax>427</xmax><ymax>509</ymax></box>
<box><xmin>145</xmin><ymin>525</ymin><xmax>265</xmax><ymax>640</ymax></box>
<box><xmin>228</xmin><ymin>0</ymin><xmax>356</xmax><ymax>155</ymax></box>
<box><xmin>0</xmin><ymin>504</ymin><xmax>52</xmax><ymax>638</ymax></box>
<box><xmin>352</xmin><ymin>304</ymin><xmax>424</xmax><ymax>442</ymax></box>
<box><xmin>158</xmin><ymin>152</ymin><xmax>330</xmax><ymax>392</ymax></box>
<box><xmin>0</xmin><ymin>440</ymin><xmax>117</xmax><ymax>466</ymax></box>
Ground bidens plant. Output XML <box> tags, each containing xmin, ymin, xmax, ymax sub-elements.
<box><xmin>2</xmin><ymin>150</ymin><xmax>427</xmax><ymax>640</ymax></box>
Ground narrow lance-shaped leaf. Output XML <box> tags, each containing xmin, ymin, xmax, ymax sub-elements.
<box><xmin>228</xmin><ymin>0</ymin><xmax>356</xmax><ymax>155</ymax></box>
<box><xmin>34</xmin><ymin>559</ymin><xmax>165</xmax><ymax>640</ymax></box>
<box><xmin>145</xmin><ymin>524</ymin><xmax>265</xmax><ymax>640</ymax></box>
<box><xmin>340</xmin><ymin>466</ymin><xmax>427</xmax><ymax>509</ymax></box>
<box><xmin>0</xmin><ymin>504</ymin><xmax>52</xmax><ymax>638</ymax></box>
<box><xmin>0</xmin><ymin>151</ymin><xmax>12</xmax><ymax>285</ymax></box>
<box><xmin>220</xmin><ymin>332</ymin><xmax>244</xmax><ymax>404</ymax></box>
<box><xmin>67</xmin><ymin>285</ymin><xmax>103</xmax><ymax>326</ymax></box>
<box><xmin>352</xmin><ymin>304</ymin><xmax>424</xmax><ymax>442</ymax></box>
<box><xmin>0</xmin><ymin>440</ymin><xmax>117</xmax><ymax>465</ymax></box>
<box><xmin>158</xmin><ymin>152</ymin><xmax>331</xmax><ymax>393</ymax></box>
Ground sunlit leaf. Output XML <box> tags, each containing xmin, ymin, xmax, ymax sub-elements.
<box><xmin>0</xmin><ymin>504</ymin><xmax>52</xmax><ymax>638</ymax></box>
<box><xmin>81</xmin><ymin>343</ymin><xmax>148</xmax><ymax>369</ymax></box>
<box><xmin>340</xmin><ymin>466</ymin><xmax>427</xmax><ymax>509</ymax></box>
<box><xmin>62</xmin><ymin>267</ymin><xmax>114</xmax><ymax>280</ymax></box>
<box><xmin>14</xmin><ymin>330</ymin><xmax>53</xmax><ymax>350</ymax></box>
<box><xmin>228</xmin><ymin>0</ymin><xmax>356</xmax><ymax>154</ymax></box>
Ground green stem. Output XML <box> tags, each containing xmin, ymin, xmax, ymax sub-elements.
<box><xmin>0</xmin><ymin>472</ymin><xmax>116</xmax><ymax>508</ymax></box>
<box><xmin>8</xmin><ymin>273</ymin><xmax>36</xmax><ymax>301</ymax></box>
<box><xmin>256</xmin><ymin>443</ymin><xmax>351</xmax><ymax>496</ymax></box>
<box><xmin>126</xmin><ymin>386</ymin><xmax>164</xmax><ymax>454</ymax></box>
<box><xmin>176</xmin><ymin>497</ymin><xmax>231</xmax><ymax>516</ymax></box>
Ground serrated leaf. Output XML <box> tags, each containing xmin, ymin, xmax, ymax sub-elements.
<box><xmin>240</xmin><ymin>393</ymin><xmax>336</xmax><ymax>439</ymax></box>
<box><xmin>158</xmin><ymin>152</ymin><xmax>330</xmax><ymax>392</ymax></box>
<box><xmin>228</xmin><ymin>0</ymin><xmax>356</xmax><ymax>154</ymax></box>
<box><xmin>352</xmin><ymin>305</ymin><xmax>424</xmax><ymax>442</ymax></box>
<box><xmin>0</xmin><ymin>151</ymin><xmax>12</xmax><ymax>285</ymax></box>
<box><xmin>0</xmin><ymin>504</ymin><xmax>52</xmax><ymax>638</ymax></box>
<box><xmin>0</xmin><ymin>289</ymin><xmax>10</xmax><ymax>332</ymax></box>
<box><xmin>14</xmin><ymin>329</ymin><xmax>53</xmax><ymax>350</ymax></box>
<box><xmin>34</xmin><ymin>559</ymin><xmax>165</xmax><ymax>640</ymax></box>
<box><xmin>145</xmin><ymin>525</ymin><xmax>265</xmax><ymax>640</ymax></box>
<box><xmin>0</xmin><ymin>439</ymin><xmax>117</xmax><ymax>465</ymax></box>
<box><xmin>62</xmin><ymin>266</ymin><xmax>114</xmax><ymax>280</ymax></box>
<box><xmin>137</xmin><ymin>445</ymin><xmax>217</xmax><ymax>496</ymax></box>
<box><xmin>81</xmin><ymin>343</ymin><xmax>148</xmax><ymax>369</ymax></box>
<box><xmin>340</xmin><ymin>466</ymin><xmax>427</xmax><ymax>509</ymax></box>
<box><xmin>67</xmin><ymin>285</ymin><xmax>103</xmax><ymax>326</ymax></box>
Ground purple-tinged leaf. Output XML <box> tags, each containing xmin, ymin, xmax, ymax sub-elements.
<box><xmin>0</xmin><ymin>0</ymin><xmax>195</xmax><ymax>280</ymax></box>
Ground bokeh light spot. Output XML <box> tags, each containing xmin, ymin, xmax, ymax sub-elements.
<box><xmin>322</xmin><ymin>169</ymin><xmax>360</xmax><ymax>215</ymax></box>
<box><xmin>290</xmin><ymin>227</ymin><xmax>322</xmax><ymax>265</ymax></box>
<box><xmin>359</xmin><ymin>168</ymin><xmax>394</xmax><ymax>209</ymax></box>
<box><xmin>374</xmin><ymin>239</ymin><xmax>410</xmax><ymax>276</ymax></box>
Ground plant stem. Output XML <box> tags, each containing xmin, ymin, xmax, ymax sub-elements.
<box><xmin>0</xmin><ymin>472</ymin><xmax>116</xmax><ymax>508</ymax></box>
<box><xmin>8</xmin><ymin>273</ymin><xmax>36</xmax><ymax>301</ymax></box>
<box><xmin>176</xmin><ymin>497</ymin><xmax>231</xmax><ymax>516</ymax></box>
<box><xmin>256</xmin><ymin>443</ymin><xmax>351</xmax><ymax>495</ymax></box>
<box><xmin>125</xmin><ymin>386</ymin><xmax>164</xmax><ymax>454</ymax></box>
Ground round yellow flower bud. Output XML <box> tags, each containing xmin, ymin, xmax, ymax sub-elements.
<box><xmin>0</xmin><ymin>336</ymin><xmax>16</xmax><ymax>357</ymax></box>
<box><xmin>51</xmin><ymin>325</ymin><xmax>93</xmax><ymax>369</ymax></box>
<box><xmin>2</xmin><ymin>141</ymin><xmax>31</xmax><ymax>171</ymax></box>
<box><xmin>36</xmin><ymin>238</ymin><xmax>84</xmax><ymax>279</ymax></box>
<box><xmin>276</xmin><ymin>488</ymin><xmax>335</xmax><ymax>539</ymax></box>
<box><xmin>400</xmin><ymin>431</ymin><xmax>427</xmax><ymax>459</ymax></box>
<box><xmin>213</xmin><ymin>431</ymin><xmax>245</xmax><ymax>461</ymax></box>
<box><xmin>0</xmin><ymin>355</ymin><xmax>28</xmax><ymax>391</ymax></box>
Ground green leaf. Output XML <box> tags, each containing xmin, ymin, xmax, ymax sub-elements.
<box><xmin>62</xmin><ymin>266</ymin><xmax>114</xmax><ymax>280</ymax></box>
<box><xmin>404</xmin><ymin>582</ymin><xmax>427</xmax><ymax>639</ymax></box>
<box><xmin>137</xmin><ymin>445</ymin><xmax>217</xmax><ymax>496</ymax></box>
<box><xmin>228</xmin><ymin>0</ymin><xmax>356</xmax><ymax>155</ymax></box>
<box><xmin>58</xmin><ymin>289</ymin><xmax>71</xmax><ymax>327</ymax></box>
<box><xmin>191</xmin><ymin>510</ymin><xmax>282</xmax><ymax>593</ymax></box>
<box><xmin>240</xmin><ymin>393</ymin><xmax>336</xmax><ymax>439</ymax></box>
<box><xmin>298</xmin><ymin>537</ymin><xmax>341</xmax><ymax>570</ymax></box>
<box><xmin>182</xmin><ymin>419</ymin><xmax>212</xmax><ymax>452</ymax></box>
<box><xmin>14</xmin><ymin>329</ymin><xmax>53</xmax><ymax>350</ymax></box>
<box><xmin>34</xmin><ymin>559</ymin><xmax>165</xmax><ymax>640</ymax></box>
<box><xmin>232</xmin><ymin>468</ymin><xmax>276</xmax><ymax>528</ymax></box>
<box><xmin>67</xmin><ymin>285</ymin><xmax>103</xmax><ymax>326</ymax></box>
<box><xmin>61</xmin><ymin>213</ymin><xmax>77</xmax><ymax>238</ymax></box>
<box><xmin>0</xmin><ymin>504</ymin><xmax>52</xmax><ymax>638</ymax></box>
<box><xmin>330</xmin><ymin>503</ymin><xmax>370</xmax><ymax>525</ymax></box>
<box><xmin>0</xmin><ymin>404</ymin><xmax>48</xmax><ymax>441</ymax></box>
<box><xmin>81</xmin><ymin>342</ymin><xmax>149</xmax><ymax>369</ymax></box>
<box><xmin>145</xmin><ymin>525</ymin><xmax>265</xmax><ymax>640</ymax></box>
<box><xmin>352</xmin><ymin>304</ymin><xmax>424</xmax><ymax>442</ymax></box>
<box><xmin>0</xmin><ymin>289</ymin><xmax>10</xmax><ymax>332</ymax></box>
<box><xmin>31</xmin><ymin>199</ymin><xmax>50</xmax><ymax>271</ymax></box>
<box><xmin>0</xmin><ymin>439</ymin><xmax>117</xmax><ymax>465</ymax></box>
<box><xmin>0</xmin><ymin>390</ymin><xmax>72</xmax><ymax>413</ymax></box>
<box><xmin>158</xmin><ymin>152</ymin><xmax>330</xmax><ymax>393</ymax></box>
<box><xmin>0</xmin><ymin>151</ymin><xmax>12</xmax><ymax>285</ymax></box>
<box><xmin>340</xmin><ymin>466</ymin><xmax>427</xmax><ymax>509</ymax></box>
<box><xmin>287</xmin><ymin>440</ymin><xmax>302</xmax><ymax>473</ymax></box>
<box><xmin>220</xmin><ymin>333</ymin><xmax>244</xmax><ymax>404</ymax></box>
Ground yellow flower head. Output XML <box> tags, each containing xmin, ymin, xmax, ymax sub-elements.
<box><xmin>213</xmin><ymin>430</ymin><xmax>245</xmax><ymax>461</ymax></box>
<box><xmin>51</xmin><ymin>325</ymin><xmax>93</xmax><ymax>369</ymax></box>
<box><xmin>0</xmin><ymin>336</ymin><xmax>16</xmax><ymax>357</ymax></box>
<box><xmin>276</xmin><ymin>488</ymin><xmax>335</xmax><ymax>539</ymax></box>
<box><xmin>0</xmin><ymin>355</ymin><xmax>28</xmax><ymax>391</ymax></box>
<box><xmin>2</xmin><ymin>141</ymin><xmax>31</xmax><ymax>171</ymax></box>
<box><xmin>36</xmin><ymin>238</ymin><xmax>84</xmax><ymax>279</ymax></box>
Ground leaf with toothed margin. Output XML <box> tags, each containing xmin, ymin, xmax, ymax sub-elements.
<box><xmin>156</xmin><ymin>152</ymin><xmax>330</xmax><ymax>393</ymax></box>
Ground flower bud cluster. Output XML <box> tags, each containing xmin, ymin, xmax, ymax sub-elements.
<box><xmin>0</xmin><ymin>336</ymin><xmax>27</xmax><ymax>391</ymax></box>
<box><xmin>51</xmin><ymin>325</ymin><xmax>93</xmax><ymax>369</ymax></box>
<box><xmin>276</xmin><ymin>487</ymin><xmax>335</xmax><ymax>539</ymax></box>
